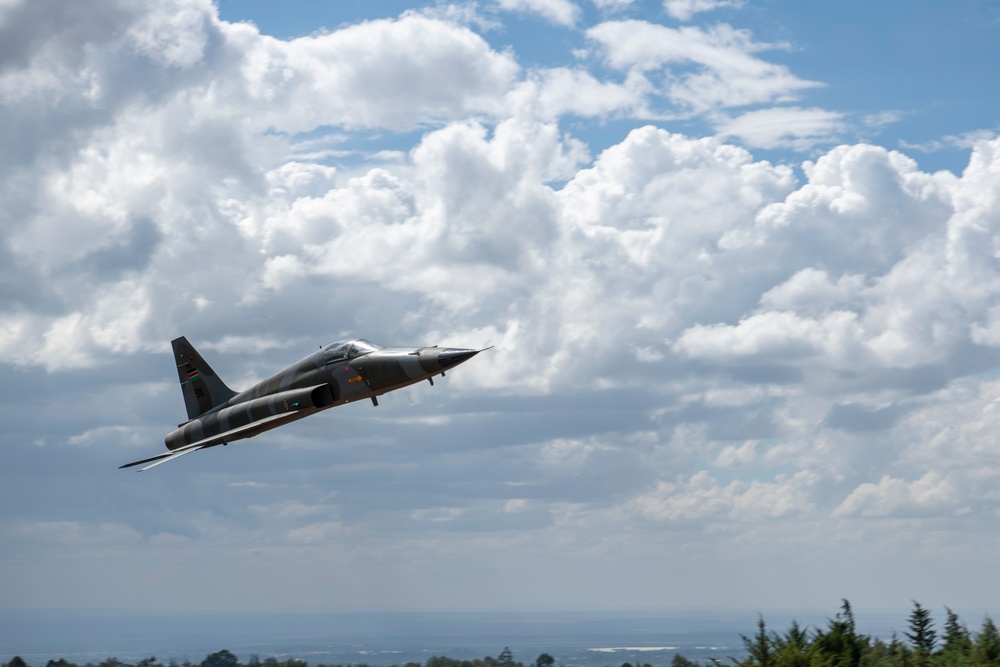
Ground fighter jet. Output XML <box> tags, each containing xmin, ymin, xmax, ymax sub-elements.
<box><xmin>120</xmin><ymin>336</ymin><xmax>487</xmax><ymax>471</ymax></box>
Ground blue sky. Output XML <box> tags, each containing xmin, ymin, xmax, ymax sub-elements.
<box><xmin>2</xmin><ymin>0</ymin><xmax>1000</xmax><ymax>620</ymax></box>
<box><xmin>216</xmin><ymin>0</ymin><xmax>1000</xmax><ymax>173</ymax></box>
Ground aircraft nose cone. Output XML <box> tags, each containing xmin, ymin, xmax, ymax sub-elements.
<box><xmin>437</xmin><ymin>347</ymin><xmax>480</xmax><ymax>370</ymax></box>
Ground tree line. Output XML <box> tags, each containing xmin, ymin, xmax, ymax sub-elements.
<box><xmin>713</xmin><ymin>600</ymin><xmax>1000</xmax><ymax>667</ymax></box>
<box><xmin>3</xmin><ymin>602</ymin><xmax>999</xmax><ymax>667</ymax></box>
<box><xmin>1</xmin><ymin>646</ymin><xmax>545</xmax><ymax>667</ymax></box>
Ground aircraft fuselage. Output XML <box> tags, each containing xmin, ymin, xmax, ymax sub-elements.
<box><xmin>164</xmin><ymin>345</ymin><xmax>474</xmax><ymax>451</ymax></box>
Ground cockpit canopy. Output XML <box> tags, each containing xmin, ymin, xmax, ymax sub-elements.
<box><xmin>323</xmin><ymin>339</ymin><xmax>383</xmax><ymax>364</ymax></box>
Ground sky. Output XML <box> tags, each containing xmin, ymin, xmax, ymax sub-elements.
<box><xmin>2</xmin><ymin>0</ymin><xmax>1000</xmax><ymax>618</ymax></box>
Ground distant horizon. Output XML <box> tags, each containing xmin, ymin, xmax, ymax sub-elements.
<box><xmin>3</xmin><ymin>603</ymin><xmax>995</xmax><ymax>615</ymax></box>
<box><xmin>5</xmin><ymin>605</ymin><xmax>998</xmax><ymax>667</ymax></box>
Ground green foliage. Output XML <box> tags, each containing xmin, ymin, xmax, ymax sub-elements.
<box><xmin>98</xmin><ymin>659</ymin><xmax>127</xmax><ymax>667</ymax></box>
<box><xmin>770</xmin><ymin>620</ymin><xmax>811</xmax><ymax>667</ymax></box>
<box><xmin>939</xmin><ymin>608</ymin><xmax>973</xmax><ymax>667</ymax></box>
<box><xmin>812</xmin><ymin>599</ymin><xmax>869</xmax><ymax>667</ymax></box>
<box><xmin>201</xmin><ymin>651</ymin><xmax>240</xmax><ymax>667</ymax></box>
<box><xmin>971</xmin><ymin>617</ymin><xmax>1000</xmax><ymax>667</ymax></box>
<box><xmin>533</xmin><ymin>654</ymin><xmax>554</xmax><ymax>667</ymax></box>
<box><xmin>740</xmin><ymin>615</ymin><xmax>774</xmax><ymax>667</ymax></box>
<box><xmin>426</xmin><ymin>657</ymin><xmax>464</xmax><ymax>667</ymax></box>
<box><xmin>425</xmin><ymin>654</ymin><xmax>523</xmax><ymax>667</ymax></box>
<box><xmin>942</xmin><ymin>609</ymin><xmax>972</xmax><ymax>654</ymax></box>
<box><xmin>906</xmin><ymin>601</ymin><xmax>937</xmax><ymax>661</ymax></box>
<box><xmin>734</xmin><ymin>601</ymin><xmax>1000</xmax><ymax>667</ymax></box>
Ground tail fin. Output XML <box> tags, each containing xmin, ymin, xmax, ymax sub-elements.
<box><xmin>172</xmin><ymin>336</ymin><xmax>237</xmax><ymax>420</ymax></box>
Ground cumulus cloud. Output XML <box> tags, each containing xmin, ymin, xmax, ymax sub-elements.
<box><xmin>4</xmin><ymin>0</ymin><xmax>1000</xmax><ymax>612</ymax></box>
<box><xmin>834</xmin><ymin>472</ymin><xmax>962</xmax><ymax>518</ymax></box>
<box><xmin>234</xmin><ymin>13</ymin><xmax>520</xmax><ymax>132</ymax></box>
<box><xmin>632</xmin><ymin>470</ymin><xmax>818</xmax><ymax>522</ymax></box>
<box><xmin>0</xmin><ymin>3</ymin><xmax>525</xmax><ymax>369</ymax></box>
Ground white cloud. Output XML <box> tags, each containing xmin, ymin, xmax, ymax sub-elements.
<box><xmin>126</xmin><ymin>0</ymin><xmax>214</xmax><ymax>68</ymax></box>
<box><xmin>759</xmin><ymin>269</ymin><xmax>866</xmax><ymax>316</ymax></box>
<box><xmin>883</xmin><ymin>377</ymin><xmax>1000</xmax><ymax>498</ymax></box>
<box><xmin>592</xmin><ymin>0</ymin><xmax>634</xmax><ymax>10</ymax></box>
<box><xmin>900</xmin><ymin>129</ymin><xmax>1000</xmax><ymax>153</ymax></box>
<box><xmin>508</xmin><ymin>67</ymin><xmax>652</xmax><ymax>120</ymax></box>
<box><xmin>587</xmin><ymin>20</ymin><xmax>821</xmax><ymax>112</ymax></box>
<box><xmin>496</xmin><ymin>0</ymin><xmax>581</xmax><ymax>27</ymax></box>
<box><xmin>632</xmin><ymin>470</ymin><xmax>818</xmax><ymax>522</ymax></box>
<box><xmin>664</xmin><ymin>0</ymin><xmax>744</xmax><ymax>22</ymax></box>
<box><xmin>835</xmin><ymin>472</ymin><xmax>962</xmax><ymax>518</ymax></box>
<box><xmin>66</xmin><ymin>425</ymin><xmax>148</xmax><ymax>448</ymax></box>
<box><xmin>673</xmin><ymin>310</ymin><xmax>857</xmax><ymax>363</ymax></box>
<box><xmin>862</xmin><ymin>110</ymin><xmax>906</xmax><ymax>131</ymax></box>
<box><xmin>714</xmin><ymin>106</ymin><xmax>846</xmax><ymax>150</ymax></box>
<box><xmin>233</xmin><ymin>13</ymin><xmax>520</xmax><ymax>132</ymax></box>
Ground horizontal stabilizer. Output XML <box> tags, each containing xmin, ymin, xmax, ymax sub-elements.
<box><xmin>119</xmin><ymin>442</ymin><xmax>207</xmax><ymax>471</ymax></box>
<box><xmin>120</xmin><ymin>411</ymin><xmax>307</xmax><ymax>472</ymax></box>
<box><xmin>135</xmin><ymin>446</ymin><xmax>206</xmax><ymax>472</ymax></box>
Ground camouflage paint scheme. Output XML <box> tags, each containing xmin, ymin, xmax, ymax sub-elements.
<box><xmin>120</xmin><ymin>337</ymin><xmax>485</xmax><ymax>471</ymax></box>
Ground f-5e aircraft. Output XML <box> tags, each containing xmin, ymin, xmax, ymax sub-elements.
<box><xmin>120</xmin><ymin>336</ymin><xmax>486</xmax><ymax>471</ymax></box>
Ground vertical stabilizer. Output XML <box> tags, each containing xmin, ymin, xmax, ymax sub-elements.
<box><xmin>172</xmin><ymin>336</ymin><xmax>237</xmax><ymax>420</ymax></box>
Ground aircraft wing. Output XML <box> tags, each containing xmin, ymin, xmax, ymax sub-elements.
<box><xmin>120</xmin><ymin>443</ymin><xmax>209</xmax><ymax>472</ymax></box>
<box><xmin>119</xmin><ymin>411</ymin><xmax>307</xmax><ymax>472</ymax></box>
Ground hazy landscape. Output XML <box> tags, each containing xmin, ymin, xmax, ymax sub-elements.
<box><xmin>1</xmin><ymin>610</ymin><xmax>753</xmax><ymax>667</ymax></box>
<box><xmin>7</xmin><ymin>603</ymin><xmax>995</xmax><ymax>667</ymax></box>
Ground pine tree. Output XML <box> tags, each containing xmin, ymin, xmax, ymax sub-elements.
<box><xmin>941</xmin><ymin>608</ymin><xmax>972</xmax><ymax>656</ymax></box>
<box><xmin>771</xmin><ymin>620</ymin><xmax>810</xmax><ymax>667</ymax></box>
<box><xmin>741</xmin><ymin>614</ymin><xmax>773</xmax><ymax>667</ymax></box>
<box><xmin>972</xmin><ymin>617</ymin><xmax>1000</xmax><ymax>667</ymax></box>
<box><xmin>905</xmin><ymin>601</ymin><xmax>936</xmax><ymax>667</ymax></box>
<box><xmin>813</xmin><ymin>599</ymin><xmax>868</xmax><ymax>667</ymax></box>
